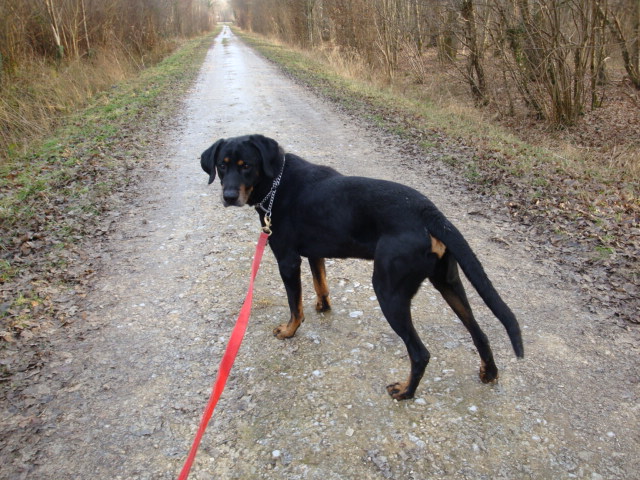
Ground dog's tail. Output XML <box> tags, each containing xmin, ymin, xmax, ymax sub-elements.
<box><xmin>427</xmin><ymin>213</ymin><xmax>524</xmax><ymax>358</ymax></box>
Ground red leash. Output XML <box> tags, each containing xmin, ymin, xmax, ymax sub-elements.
<box><xmin>178</xmin><ymin>232</ymin><xmax>270</xmax><ymax>480</ymax></box>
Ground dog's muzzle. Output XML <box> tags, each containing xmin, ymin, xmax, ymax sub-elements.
<box><xmin>223</xmin><ymin>188</ymin><xmax>241</xmax><ymax>206</ymax></box>
<box><xmin>222</xmin><ymin>184</ymin><xmax>252</xmax><ymax>207</ymax></box>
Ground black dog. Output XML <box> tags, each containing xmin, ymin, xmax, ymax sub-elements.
<box><xmin>201</xmin><ymin>134</ymin><xmax>523</xmax><ymax>400</ymax></box>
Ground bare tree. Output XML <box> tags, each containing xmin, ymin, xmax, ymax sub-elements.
<box><xmin>44</xmin><ymin>0</ymin><xmax>64</xmax><ymax>58</ymax></box>
<box><xmin>596</xmin><ymin>0</ymin><xmax>640</xmax><ymax>88</ymax></box>
<box><xmin>460</xmin><ymin>0</ymin><xmax>488</xmax><ymax>103</ymax></box>
<box><xmin>373</xmin><ymin>0</ymin><xmax>404</xmax><ymax>81</ymax></box>
<box><xmin>437</xmin><ymin>4</ymin><xmax>459</xmax><ymax>63</ymax></box>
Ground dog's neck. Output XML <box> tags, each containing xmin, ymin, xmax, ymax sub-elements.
<box><xmin>253</xmin><ymin>153</ymin><xmax>286</xmax><ymax>215</ymax></box>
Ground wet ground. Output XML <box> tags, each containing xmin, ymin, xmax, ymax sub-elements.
<box><xmin>2</xmin><ymin>27</ymin><xmax>639</xmax><ymax>479</ymax></box>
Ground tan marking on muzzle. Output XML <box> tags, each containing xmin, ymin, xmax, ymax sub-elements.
<box><xmin>238</xmin><ymin>184</ymin><xmax>254</xmax><ymax>205</ymax></box>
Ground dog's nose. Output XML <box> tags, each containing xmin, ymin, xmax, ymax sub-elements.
<box><xmin>223</xmin><ymin>189</ymin><xmax>240</xmax><ymax>204</ymax></box>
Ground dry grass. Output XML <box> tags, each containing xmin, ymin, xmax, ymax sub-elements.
<box><xmin>317</xmin><ymin>45</ymin><xmax>374</xmax><ymax>83</ymax></box>
<box><xmin>0</xmin><ymin>35</ymin><xmax>185</xmax><ymax>163</ymax></box>
<box><xmin>1</xmin><ymin>48</ymin><xmax>132</xmax><ymax>160</ymax></box>
<box><xmin>392</xmin><ymin>49</ymin><xmax>640</xmax><ymax>184</ymax></box>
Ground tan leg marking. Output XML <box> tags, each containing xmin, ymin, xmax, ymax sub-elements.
<box><xmin>386</xmin><ymin>379</ymin><xmax>413</xmax><ymax>400</ymax></box>
<box><xmin>273</xmin><ymin>291</ymin><xmax>304</xmax><ymax>339</ymax></box>
<box><xmin>310</xmin><ymin>258</ymin><xmax>331</xmax><ymax>312</ymax></box>
<box><xmin>479</xmin><ymin>359</ymin><xmax>499</xmax><ymax>383</ymax></box>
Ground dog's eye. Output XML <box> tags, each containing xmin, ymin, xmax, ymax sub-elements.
<box><xmin>217</xmin><ymin>164</ymin><xmax>227</xmax><ymax>171</ymax></box>
<box><xmin>241</xmin><ymin>164</ymin><xmax>252</xmax><ymax>171</ymax></box>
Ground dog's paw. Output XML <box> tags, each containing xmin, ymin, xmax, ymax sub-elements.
<box><xmin>479</xmin><ymin>363</ymin><xmax>499</xmax><ymax>384</ymax></box>
<box><xmin>273</xmin><ymin>322</ymin><xmax>298</xmax><ymax>339</ymax></box>
<box><xmin>315</xmin><ymin>296</ymin><xmax>331</xmax><ymax>313</ymax></box>
<box><xmin>386</xmin><ymin>381</ymin><xmax>414</xmax><ymax>400</ymax></box>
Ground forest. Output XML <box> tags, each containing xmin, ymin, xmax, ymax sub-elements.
<box><xmin>2</xmin><ymin>0</ymin><xmax>638</xmax><ymax>169</ymax></box>
<box><xmin>0</xmin><ymin>0</ymin><xmax>218</xmax><ymax>158</ymax></box>
<box><xmin>232</xmin><ymin>0</ymin><xmax>639</xmax><ymax>122</ymax></box>
<box><xmin>231</xmin><ymin>0</ymin><xmax>639</xmax><ymax>172</ymax></box>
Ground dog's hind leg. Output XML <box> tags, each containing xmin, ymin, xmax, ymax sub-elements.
<box><xmin>372</xmin><ymin>240</ymin><xmax>431</xmax><ymax>400</ymax></box>
<box><xmin>374</xmin><ymin>288</ymin><xmax>430</xmax><ymax>400</ymax></box>
<box><xmin>429</xmin><ymin>252</ymin><xmax>498</xmax><ymax>383</ymax></box>
<box><xmin>309</xmin><ymin>257</ymin><xmax>331</xmax><ymax>312</ymax></box>
<box><xmin>273</xmin><ymin>254</ymin><xmax>305</xmax><ymax>339</ymax></box>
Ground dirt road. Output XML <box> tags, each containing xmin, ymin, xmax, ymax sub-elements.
<box><xmin>3</xmin><ymin>27</ymin><xmax>639</xmax><ymax>479</ymax></box>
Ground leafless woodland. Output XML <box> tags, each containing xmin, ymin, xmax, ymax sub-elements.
<box><xmin>232</xmin><ymin>0</ymin><xmax>640</xmax><ymax>126</ymax></box>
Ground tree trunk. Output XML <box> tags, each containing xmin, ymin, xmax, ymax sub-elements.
<box><xmin>411</xmin><ymin>0</ymin><xmax>423</xmax><ymax>54</ymax></box>
<box><xmin>437</xmin><ymin>8</ymin><xmax>458</xmax><ymax>63</ymax></box>
<box><xmin>595</xmin><ymin>0</ymin><xmax>640</xmax><ymax>89</ymax></box>
<box><xmin>461</xmin><ymin>0</ymin><xmax>488</xmax><ymax>103</ymax></box>
<box><xmin>44</xmin><ymin>0</ymin><xmax>64</xmax><ymax>59</ymax></box>
<box><xmin>633</xmin><ymin>0</ymin><xmax>640</xmax><ymax>86</ymax></box>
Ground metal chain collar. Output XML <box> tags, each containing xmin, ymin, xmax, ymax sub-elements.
<box><xmin>256</xmin><ymin>155</ymin><xmax>286</xmax><ymax>236</ymax></box>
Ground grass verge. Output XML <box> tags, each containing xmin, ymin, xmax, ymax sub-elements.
<box><xmin>239</xmin><ymin>30</ymin><xmax>638</xmax><ymax>324</ymax></box>
<box><xmin>0</xmin><ymin>30</ymin><xmax>219</xmax><ymax>340</ymax></box>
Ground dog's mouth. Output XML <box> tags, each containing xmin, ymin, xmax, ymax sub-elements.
<box><xmin>222</xmin><ymin>198</ymin><xmax>242</xmax><ymax>207</ymax></box>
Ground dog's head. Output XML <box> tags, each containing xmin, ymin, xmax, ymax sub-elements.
<box><xmin>200</xmin><ymin>134</ymin><xmax>282</xmax><ymax>207</ymax></box>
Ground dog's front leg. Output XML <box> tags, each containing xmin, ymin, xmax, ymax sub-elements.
<box><xmin>273</xmin><ymin>254</ymin><xmax>304</xmax><ymax>339</ymax></box>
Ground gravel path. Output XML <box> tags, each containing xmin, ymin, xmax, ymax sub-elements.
<box><xmin>2</xmin><ymin>27</ymin><xmax>638</xmax><ymax>480</ymax></box>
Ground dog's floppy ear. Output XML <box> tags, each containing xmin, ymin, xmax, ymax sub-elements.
<box><xmin>249</xmin><ymin>134</ymin><xmax>281</xmax><ymax>178</ymax></box>
<box><xmin>201</xmin><ymin>139</ymin><xmax>225</xmax><ymax>185</ymax></box>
